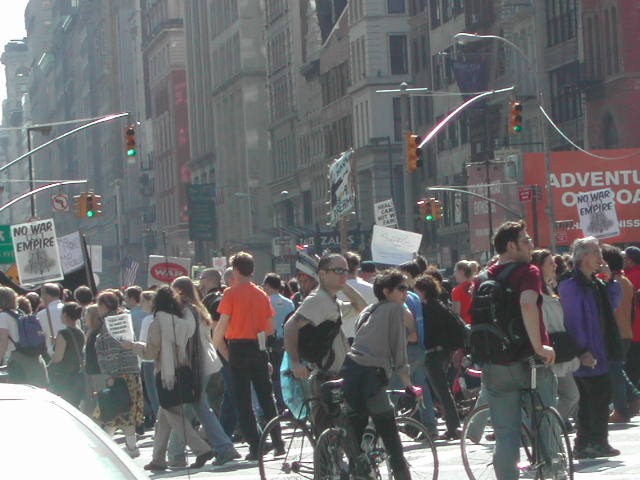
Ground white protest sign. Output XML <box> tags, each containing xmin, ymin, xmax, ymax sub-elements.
<box><xmin>212</xmin><ymin>256</ymin><xmax>227</xmax><ymax>273</ymax></box>
<box><xmin>58</xmin><ymin>231</ymin><xmax>84</xmax><ymax>274</ymax></box>
<box><xmin>88</xmin><ymin>245</ymin><xmax>102</xmax><ymax>273</ymax></box>
<box><xmin>105</xmin><ymin>313</ymin><xmax>134</xmax><ymax>343</ymax></box>
<box><xmin>148</xmin><ymin>255</ymin><xmax>190</xmax><ymax>286</ymax></box>
<box><xmin>576</xmin><ymin>188</ymin><xmax>620</xmax><ymax>239</ymax></box>
<box><xmin>374</xmin><ymin>199</ymin><xmax>398</xmax><ymax>228</ymax></box>
<box><xmin>11</xmin><ymin>218</ymin><xmax>64</xmax><ymax>284</ymax></box>
<box><xmin>370</xmin><ymin>225</ymin><xmax>423</xmax><ymax>266</ymax></box>
<box><xmin>328</xmin><ymin>150</ymin><xmax>355</xmax><ymax>224</ymax></box>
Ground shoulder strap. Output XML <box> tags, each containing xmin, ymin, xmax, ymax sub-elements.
<box><xmin>494</xmin><ymin>262</ymin><xmax>525</xmax><ymax>284</ymax></box>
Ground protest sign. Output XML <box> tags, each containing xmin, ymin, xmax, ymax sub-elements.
<box><xmin>11</xmin><ymin>218</ymin><xmax>63</xmax><ymax>285</ymax></box>
<box><xmin>148</xmin><ymin>255</ymin><xmax>190</xmax><ymax>286</ymax></box>
<box><xmin>58</xmin><ymin>231</ymin><xmax>84</xmax><ymax>274</ymax></box>
<box><xmin>212</xmin><ymin>256</ymin><xmax>227</xmax><ymax>273</ymax></box>
<box><xmin>328</xmin><ymin>150</ymin><xmax>355</xmax><ymax>224</ymax></box>
<box><xmin>374</xmin><ymin>199</ymin><xmax>398</xmax><ymax>228</ymax></box>
<box><xmin>576</xmin><ymin>188</ymin><xmax>620</xmax><ymax>239</ymax></box>
<box><xmin>371</xmin><ymin>225</ymin><xmax>423</xmax><ymax>266</ymax></box>
<box><xmin>105</xmin><ymin>313</ymin><xmax>134</xmax><ymax>343</ymax></box>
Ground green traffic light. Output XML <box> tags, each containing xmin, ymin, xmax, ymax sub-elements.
<box><xmin>425</xmin><ymin>215</ymin><xmax>434</xmax><ymax>221</ymax></box>
<box><xmin>127</xmin><ymin>148</ymin><xmax>137</xmax><ymax>157</ymax></box>
<box><xmin>513</xmin><ymin>125</ymin><xmax>522</xmax><ymax>133</ymax></box>
<box><xmin>87</xmin><ymin>210</ymin><xmax>95</xmax><ymax>217</ymax></box>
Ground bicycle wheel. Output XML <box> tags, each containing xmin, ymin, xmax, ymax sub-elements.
<box><xmin>533</xmin><ymin>407</ymin><xmax>573</xmax><ymax>480</ymax></box>
<box><xmin>377</xmin><ymin>416</ymin><xmax>438</xmax><ymax>480</ymax></box>
<box><xmin>314</xmin><ymin>427</ymin><xmax>355</xmax><ymax>480</ymax></box>
<box><xmin>259</xmin><ymin>415</ymin><xmax>315</xmax><ymax>480</ymax></box>
<box><xmin>461</xmin><ymin>405</ymin><xmax>533</xmax><ymax>480</ymax></box>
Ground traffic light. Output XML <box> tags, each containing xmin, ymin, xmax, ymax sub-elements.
<box><xmin>406</xmin><ymin>133</ymin><xmax>422</xmax><ymax>173</ymax></box>
<box><xmin>432</xmin><ymin>199</ymin><xmax>443</xmax><ymax>220</ymax></box>
<box><xmin>84</xmin><ymin>193</ymin><xmax>103</xmax><ymax>218</ymax></box>
<box><xmin>417</xmin><ymin>198</ymin><xmax>434</xmax><ymax>221</ymax></box>
<box><xmin>509</xmin><ymin>101</ymin><xmax>523</xmax><ymax>134</ymax></box>
<box><xmin>73</xmin><ymin>193</ymin><xmax>86</xmax><ymax>218</ymax></box>
<box><xmin>125</xmin><ymin>125</ymin><xmax>137</xmax><ymax>157</ymax></box>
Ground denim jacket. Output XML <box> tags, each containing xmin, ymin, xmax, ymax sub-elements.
<box><xmin>558</xmin><ymin>270</ymin><xmax>622</xmax><ymax>377</ymax></box>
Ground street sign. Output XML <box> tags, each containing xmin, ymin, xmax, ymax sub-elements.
<box><xmin>518</xmin><ymin>186</ymin><xmax>533</xmax><ymax>202</ymax></box>
<box><xmin>51</xmin><ymin>193</ymin><xmax>69</xmax><ymax>212</ymax></box>
<box><xmin>186</xmin><ymin>184</ymin><xmax>216</xmax><ymax>241</ymax></box>
<box><xmin>0</xmin><ymin>225</ymin><xmax>15</xmax><ymax>263</ymax></box>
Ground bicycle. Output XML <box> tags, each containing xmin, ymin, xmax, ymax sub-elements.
<box><xmin>460</xmin><ymin>358</ymin><xmax>573</xmax><ymax>480</ymax></box>
<box><xmin>314</xmin><ymin>378</ymin><xmax>439</xmax><ymax>480</ymax></box>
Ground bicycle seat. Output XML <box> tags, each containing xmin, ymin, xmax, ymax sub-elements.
<box><xmin>320</xmin><ymin>378</ymin><xmax>344</xmax><ymax>406</ymax></box>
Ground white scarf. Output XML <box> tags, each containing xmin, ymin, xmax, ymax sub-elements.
<box><xmin>155</xmin><ymin>308</ymin><xmax>196</xmax><ymax>389</ymax></box>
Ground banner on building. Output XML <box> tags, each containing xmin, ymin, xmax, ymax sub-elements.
<box><xmin>11</xmin><ymin>218</ymin><xmax>63</xmax><ymax>285</ymax></box>
<box><xmin>374</xmin><ymin>199</ymin><xmax>398</xmax><ymax>228</ymax></box>
<box><xmin>328</xmin><ymin>150</ymin><xmax>355</xmax><ymax>225</ymax></box>
<box><xmin>148</xmin><ymin>255</ymin><xmax>190</xmax><ymax>286</ymax></box>
<box><xmin>523</xmin><ymin>150</ymin><xmax>640</xmax><ymax>246</ymax></box>
<box><xmin>576</xmin><ymin>188</ymin><xmax>620</xmax><ymax>239</ymax></box>
<box><xmin>187</xmin><ymin>183</ymin><xmax>216</xmax><ymax>241</ymax></box>
<box><xmin>371</xmin><ymin>225</ymin><xmax>422</xmax><ymax>266</ymax></box>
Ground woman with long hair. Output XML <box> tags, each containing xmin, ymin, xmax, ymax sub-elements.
<box><xmin>94</xmin><ymin>291</ymin><xmax>143</xmax><ymax>458</ymax></box>
<box><xmin>124</xmin><ymin>286</ymin><xmax>215</xmax><ymax>471</ymax></box>
<box><xmin>166</xmin><ymin>277</ymin><xmax>238</xmax><ymax>466</ymax></box>
<box><xmin>531</xmin><ymin>249</ymin><xmax>581</xmax><ymax>429</ymax></box>
<box><xmin>83</xmin><ymin>304</ymin><xmax>109</xmax><ymax>415</ymax></box>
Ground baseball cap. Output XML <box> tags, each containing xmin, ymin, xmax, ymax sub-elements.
<box><xmin>625</xmin><ymin>246</ymin><xmax>640</xmax><ymax>265</ymax></box>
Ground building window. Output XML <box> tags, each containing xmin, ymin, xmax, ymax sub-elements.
<box><xmin>442</xmin><ymin>0</ymin><xmax>452</xmax><ymax>23</ymax></box>
<box><xmin>609</xmin><ymin>7</ymin><xmax>620</xmax><ymax>75</ymax></box>
<box><xmin>549</xmin><ymin>62</ymin><xmax>582</xmax><ymax>123</ymax></box>
<box><xmin>431</xmin><ymin>54</ymin><xmax>442</xmax><ymax>90</ymax></box>
<box><xmin>388</xmin><ymin>0</ymin><xmax>405</xmax><ymax>14</ymax></box>
<box><xmin>545</xmin><ymin>0</ymin><xmax>577</xmax><ymax>47</ymax></box>
<box><xmin>389</xmin><ymin>35</ymin><xmax>408</xmax><ymax>75</ymax></box>
<box><xmin>430</xmin><ymin>0</ymin><xmax>441</xmax><ymax>28</ymax></box>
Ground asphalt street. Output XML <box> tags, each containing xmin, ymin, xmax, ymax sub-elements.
<box><xmin>128</xmin><ymin>416</ymin><xmax>640</xmax><ymax>479</ymax></box>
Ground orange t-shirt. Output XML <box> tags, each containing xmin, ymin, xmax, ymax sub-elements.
<box><xmin>218</xmin><ymin>282</ymin><xmax>276</xmax><ymax>340</ymax></box>
<box><xmin>451</xmin><ymin>281</ymin><xmax>473</xmax><ymax>325</ymax></box>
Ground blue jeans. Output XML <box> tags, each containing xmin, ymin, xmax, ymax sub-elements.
<box><xmin>407</xmin><ymin>345</ymin><xmax>438</xmax><ymax>433</ymax></box>
<box><xmin>219</xmin><ymin>356</ymin><xmax>238</xmax><ymax>437</ymax></box>
<box><xmin>142</xmin><ymin>362</ymin><xmax>159</xmax><ymax>417</ymax></box>
<box><xmin>168</xmin><ymin>374</ymin><xmax>234</xmax><ymax>459</ymax></box>
<box><xmin>484</xmin><ymin>362</ymin><xmax>556</xmax><ymax>480</ymax></box>
<box><xmin>609</xmin><ymin>360</ymin><xmax>640</xmax><ymax>417</ymax></box>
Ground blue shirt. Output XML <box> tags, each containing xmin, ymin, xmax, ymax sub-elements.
<box><xmin>129</xmin><ymin>306</ymin><xmax>148</xmax><ymax>341</ymax></box>
<box><xmin>270</xmin><ymin>293</ymin><xmax>295</xmax><ymax>337</ymax></box>
<box><xmin>405</xmin><ymin>291</ymin><xmax>425</xmax><ymax>347</ymax></box>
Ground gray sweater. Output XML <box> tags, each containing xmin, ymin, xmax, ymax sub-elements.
<box><xmin>347</xmin><ymin>301</ymin><xmax>409</xmax><ymax>379</ymax></box>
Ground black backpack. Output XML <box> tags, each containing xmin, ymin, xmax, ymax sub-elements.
<box><xmin>469</xmin><ymin>263</ymin><xmax>531</xmax><ymax>364</ymax></box>
<box><xmin>297</xmin><ymin>315</ymin><xmax>342</xmax><ymax>371</ymax></box>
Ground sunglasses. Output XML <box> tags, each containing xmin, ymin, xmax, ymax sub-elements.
<box><xmin>324</xmin><ymin>267</ymin><xmax>348</xmax><ymax>275</ymax></box>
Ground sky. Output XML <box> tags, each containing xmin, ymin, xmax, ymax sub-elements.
<box><xmin>0</xmin><ymin>0</ymin><xmax>29</xmax><ymax>104</ymax></box>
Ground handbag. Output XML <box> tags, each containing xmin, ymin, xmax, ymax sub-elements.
<box><xmin>155</xmin><ymin>365</ymin><xmax>197</xmax><ymax>408</ymax></box>
<box><xmin>97</xmin><ymin>376</ymin><xmax>132</xmax><ymax>422</ymax></box>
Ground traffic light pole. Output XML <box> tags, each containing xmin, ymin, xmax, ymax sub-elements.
<box><xmin>425</xmin><ymin>186</ymin><xmax>522</xmax><ymax>218</ymax></box>
<box><xmin>400</xmin><ymin>83</ymin><xmax>413</xmax><ymax>230</ymax></box>
<box><xmin>0</xmin><ymin>180</ymin><xmax>88</xmax><ymax>213</ymax></box>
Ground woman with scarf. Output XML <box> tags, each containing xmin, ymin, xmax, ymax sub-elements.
<box><xmin>124</xmin><ymin>286</ymin><xmax>214</xmax><ymax>471</ymax></box>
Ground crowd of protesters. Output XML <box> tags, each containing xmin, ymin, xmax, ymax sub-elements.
<box><xmin>0</xmin><ymin>229</ymin><xmax>639</xmax><ymax>476</ymax></box>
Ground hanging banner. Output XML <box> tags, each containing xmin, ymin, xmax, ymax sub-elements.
<box><xmin>576</xmin><ymin>188</ymin><xmax>620</xmax><ymax>239</ymax></box>
<box><xmin>374</xmin><ymin>199</ymin><xmax>398</xmax><ymax>228</ymax></box>
<box><xmin>524</xmin><ymin>150</ymin><xmax>640</xmax><ymax>246</ymax></box>
<box><xmin>370</xmin><ymin>225</ymin><xmax>422</xmax><ymax>266</ymax></box>
<box><xmin>328</xmin><ymin>150</ymin><xmax>355</xmax><ymax>224</ymax></box>
<box><xmin>148</xmin><ymin>255</ymin><xmax>190</xmax><ymax>286</ymax></box>
<box><xmin>11</xmin><ymin>218</ymin><xmax>64</xmax><ymax>285</ymax></box>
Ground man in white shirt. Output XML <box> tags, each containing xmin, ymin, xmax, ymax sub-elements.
<box><xmin>339</xmin><ymin>252</ymin><xmax>377</xmax><ymax>341</ymax></box>
<box><xmin>36</xmin><ymin>283</ymin><xmax>64</xmax><ymax>355</ymax></box>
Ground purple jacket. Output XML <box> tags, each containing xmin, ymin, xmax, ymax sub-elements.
<box><xmin>558</xmin><ymin>272</ymin><xmax>622</xmax><ymax>377</ymax></box>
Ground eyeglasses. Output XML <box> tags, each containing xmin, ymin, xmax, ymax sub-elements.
<box><xmin>396</xmin><ymin>285</ymin><xmax>409</xmax><ymax>292</ymax></box>
<box><xmin>323</xmin><ymin>267</ymin><xmax>348</xmax><ymax>275</ymax></box>
<box><xmin>518</xmin><ymin>236</ymin><xmax>533</xmax><ymax>245</ymax></box>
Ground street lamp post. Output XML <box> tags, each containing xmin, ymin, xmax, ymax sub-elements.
<box><xmin>454</xmin><ymin>32</ymin><xmax>557</xmax><ymax>251</ymax></box>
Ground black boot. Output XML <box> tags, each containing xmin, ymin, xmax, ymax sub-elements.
<box><xmin>371</xmin><ymin>411</ymin><xmax>411</xmax><ymax>480</ymax></box>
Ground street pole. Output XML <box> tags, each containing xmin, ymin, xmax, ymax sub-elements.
<box><xmin>484</xmin><ymin>160</ymin><xmax>494</xmax><ymax>257</ymax></box>
<box><xmin>400</xmin><ymin>82</ymin><xmax>413</xmax><ymax>230</ymax></box>
<box><xmin>385</xmin><ymin>136</ymin><xmax>394</xmax><ymax>206</ymax></box>
<box><xmin>26</xmin><ymin>129</ymin><xmax>35</xmax><ymax>218</ymax></box>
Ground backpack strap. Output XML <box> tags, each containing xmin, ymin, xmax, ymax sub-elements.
<box><xmin>493</xmin><ymin>262</ymin><xmax>525</xmax><ymax>285</ymax></box>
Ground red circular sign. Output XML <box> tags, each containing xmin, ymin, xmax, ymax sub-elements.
<box><xmin>150</xmin><ymin>262</ymin><xmax>188</xmax><ymax>283</ymax></box>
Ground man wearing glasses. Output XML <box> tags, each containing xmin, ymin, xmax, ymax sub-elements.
<box><xmin>284</xmin><ymin>253</ymin><xmax>367</xmax><ymax>436</ymax></box>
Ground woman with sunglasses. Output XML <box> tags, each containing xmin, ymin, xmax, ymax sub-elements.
<box><xmin>341</xmin><ymin>269</ymin><xmax>422</xmax><ymax>480</ymax></box>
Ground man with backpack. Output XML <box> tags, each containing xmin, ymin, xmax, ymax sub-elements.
<box><xmin>284</xmin><ymin>253</ymin><xmax>367</xmax><ymax>437</ymax></box>
<box><xmin>470</xmin><ymin>221</ymin><xmax>555</xmax><ymax>480</ymax></box>
<box><xmin>0</xmin><ymin>286</ymin><xmax>48</xmax><ymax>387</ymax></box>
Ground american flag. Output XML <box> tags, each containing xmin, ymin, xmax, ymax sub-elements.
<box><xmin>121</xmin><ymin>257</ymin><xmax>140</xmax><ymax>287</ymax></box>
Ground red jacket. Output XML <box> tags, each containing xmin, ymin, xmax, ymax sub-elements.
<box><xmin>624</xmin><ymin>264</ymin><xmax>640</xmax><ymax>342</ymax></box>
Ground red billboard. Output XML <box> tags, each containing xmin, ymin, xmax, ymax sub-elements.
<box><xmin>523</xmin><ymin>150</ymin><xmax>640</xmax><ymax>247</ymax></box>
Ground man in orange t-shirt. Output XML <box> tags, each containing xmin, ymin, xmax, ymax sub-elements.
<box><xmin>213</xmin><ymin>252</ymin><xmax>283</xmax><ymax>460</ymax></box>
<box><xmin>451</xmin><ymin>260</ymin><xmax>473</xmax><ymax>324</ymax></box>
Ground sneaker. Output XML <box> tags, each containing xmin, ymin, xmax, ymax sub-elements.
<box><xmin>190</xmin><ymin>450</ymin><xmax>215</xmax><ymax>469</ymax></box>
<box><xmin>589</xmin><ymin>444</ymin><xmax>621</xmax><ymax>458</ymax></box>
<box><xmin>125</xmin><ymin>446</ymin><xmax>140</xmax><ymax>458</ymax></box>
<box><xmin>213</xmin><ymin>447</ymin><xmax>241</xmax><ymax>466</ymax></box>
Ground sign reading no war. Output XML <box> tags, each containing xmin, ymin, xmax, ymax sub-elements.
<box><xmin>11</xmin><ymin>218</ymin><xmax>64</xmax><ymax>285</ymax></box>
